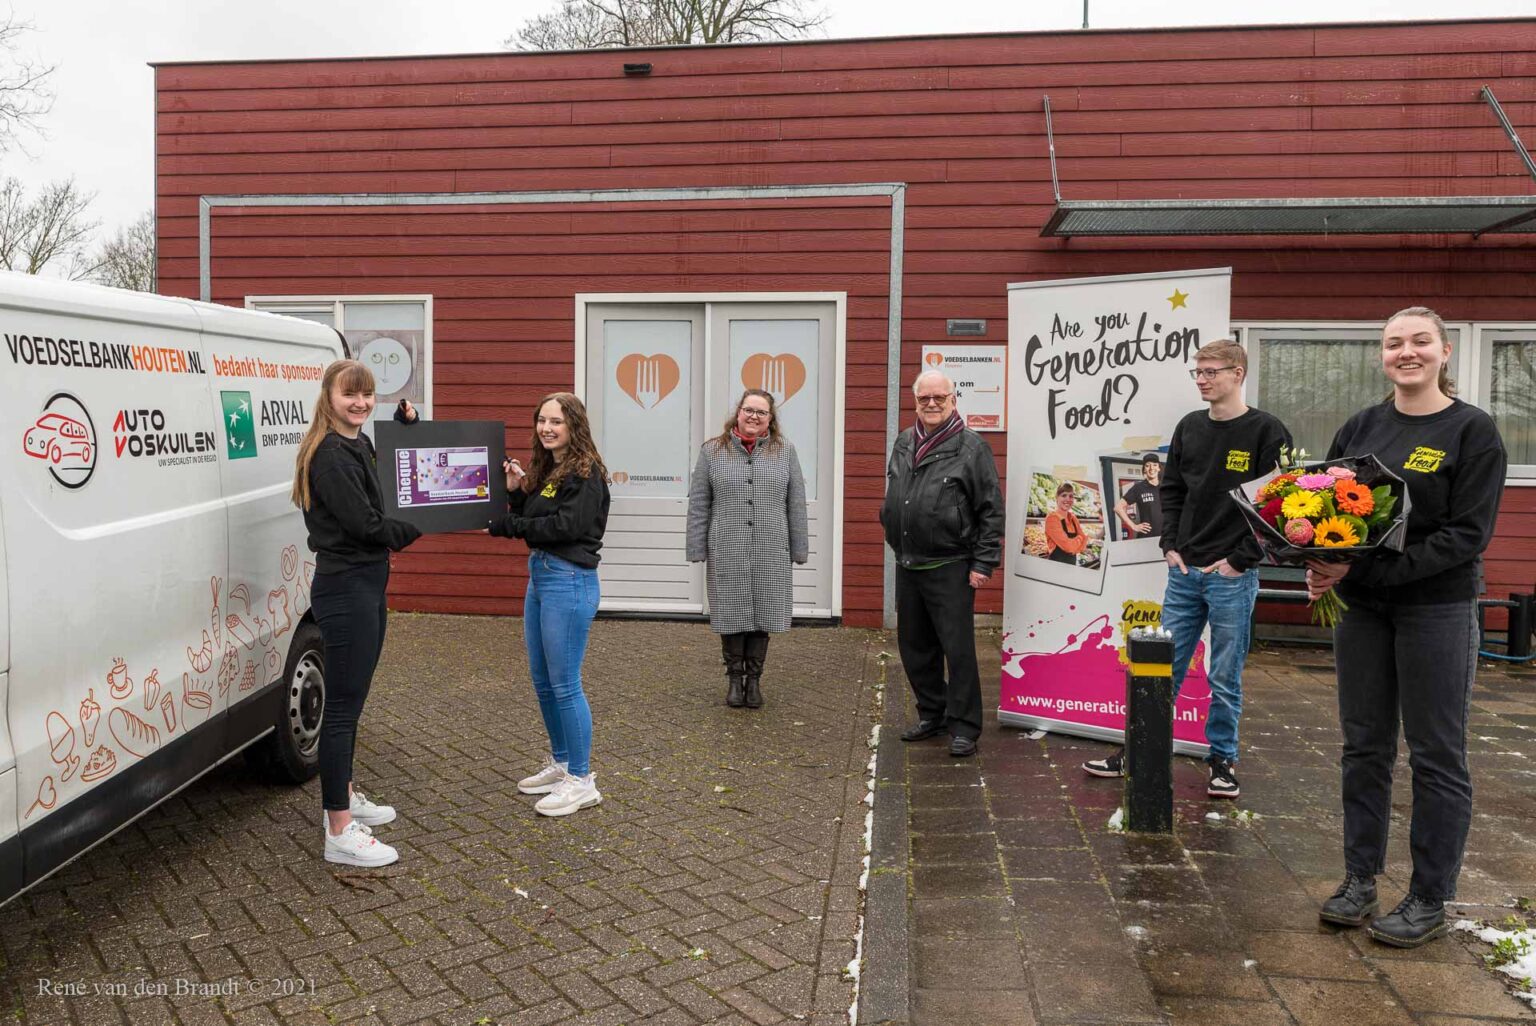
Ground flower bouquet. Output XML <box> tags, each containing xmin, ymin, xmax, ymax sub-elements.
<box><xmin>1229</xmin><ymin>449</ymin><xmax>1411</xmax><ymax>627</ymax></box>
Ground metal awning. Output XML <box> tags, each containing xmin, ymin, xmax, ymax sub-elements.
<box><xmin>1040</xmin><ymin>197</ymin><xmax>1536</xmax><ymax>238</ymax></box>
<box><xmin>1039</xmin><ymin>86</ymin><xmax>1536</xmax><ymax>239</ymax></box>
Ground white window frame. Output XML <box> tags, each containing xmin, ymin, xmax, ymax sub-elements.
<box><xmin>245</xmin><ymin>294</ymin><xmax>434</xmax><ymax>418</ymax></box>
<box><xmin>1232</xmin><ymin>319</ymin><xmax>1536</xmax><ymax>485</ymax></box>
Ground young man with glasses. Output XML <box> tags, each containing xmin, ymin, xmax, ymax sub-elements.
<box><xmin>1084</xmin><ymin>340</ymin><xmax>1291</xmax><ymax>797</ymax></box>
<box><xmin>881</xmin><ymin>369</ymin><xmax>1004</xmax><ymax>757</ymax></box>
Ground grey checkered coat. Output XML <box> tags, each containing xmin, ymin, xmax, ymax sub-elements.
<box><xmin>686</xmin><ymin>435</ymin><xmax>809</xmax><ymax>634</ymax></box>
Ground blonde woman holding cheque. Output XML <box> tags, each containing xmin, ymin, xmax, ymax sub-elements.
<box><xmin>1309</xmin><ymin>307</ymin><xmax>1506</xmax><ymax>947</ymax></box>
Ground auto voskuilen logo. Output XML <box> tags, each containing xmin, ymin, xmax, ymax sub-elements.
<box><xmin>23</xmin><ymin>391</ymin><xmax>97</xmax><ymax>489</ymax></box>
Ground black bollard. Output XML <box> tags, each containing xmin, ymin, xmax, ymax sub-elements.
<box><xmin>1510</xmin><ymin>592</ymin><xmax>1535</xmax><ymax>660</ymax></box>
<box><xmin>1124</xmin><ymin>626</ymin><xmax>1174</xmax><ymax>834</ymax></box>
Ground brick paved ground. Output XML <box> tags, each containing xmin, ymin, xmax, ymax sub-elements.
<box><xmin>0</xmin><ymin>616</ymin><xmax>883</xmax><ymax>1026</ymax></box>
<box><xmin>870</xmin><ymin>632</ymin><xmax>1536</xmax><ymax>1026</ymax></box>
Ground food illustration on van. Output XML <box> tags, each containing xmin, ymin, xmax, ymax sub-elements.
<box><xmin>142</xmin><ymin>668</ymin><xmax>161</xmax><ymax>712</ymax></box>
<box><xmin>268</xmin><ymin>587</ymin><xmax>292</xmax><ymax>640</ymax></box>
<box><xmin>108</xmin><ymin>707</ymin><xmax>160</xmax><ymax>760</ymax></box>
<box><xmin>80</xmin><ymin>746</ymin><xmax>117</xmax><ymax>784</ymax></box>
<box><xmin>238</xmin><ymin>661</ymin><xmax>256</xmax><ymax>693</ymax></box>
<box><xmin>46</xmin><ymin>712</ymin><xmax>80</xmax><ymax>782</ymax></box>
<box><xmin>182</xmin><ymin>674</ymin><xmax>212</xmax><ymax>724</ymax></box>
<box><xmin>161</xmin><ymin>693</ymin><xmax>177</xmax><ymax>734</ymax></box>
<box><xmin>281</xmin><ymin>544</ymin><xmax>298</xmax><ymax>581</ymax></box>
<box><xmin>79</xmin><ymin>689</ymin><xmax>101</xmax><ymax>746</ymax></box>
<box><xmin>217</xmin><ymin>645</ymin><xmax>238</xmax><ymax>696</ymax></box>
<box><xmin>26</xmin><ymin>777</ymin><xmax>57</xmax><ymax>819</ymax></box>
<box><xmin>187</xmin><ymin>630</ymin><xmax>214</xmax><ymax>673</ymax></box>
<box><xmin>24</xmin><ymin>411</ymin><xmax>93</xmax><ymax>465</ymax></box>
<box><xmin>210</xmin><ymin>575</ymin><xmax>223</xmax><ymax>647</ymax></box>
<box><xmin>107</xmin><ymin>657</ymin><xmax>133</xmax><ymax>701</ymax></box>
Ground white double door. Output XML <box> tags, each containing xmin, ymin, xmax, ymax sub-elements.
<box><xmin>583</xmin><ymin>299</ymin><xmax>839</xmax><ymax>618</ymax></box>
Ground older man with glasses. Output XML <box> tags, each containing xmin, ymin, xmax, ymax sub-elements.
<box><xmin>880</xmin><ymin>368</ymin><xmax>1004</xmax><ymax>757</ymax></box>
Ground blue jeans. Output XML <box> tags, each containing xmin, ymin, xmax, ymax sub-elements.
<box><xmin>525</xmin><ymin>550</ymin><xmax>599</xmax><ymax>776</ymax></box>
<box><xmin>1162</xmin><ymin>565</ymin><xmax>1259</xmax><ymax>764</ymax></box>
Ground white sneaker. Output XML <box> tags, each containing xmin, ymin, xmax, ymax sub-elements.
<box><xmin>350</xmin><ymin>788</ymin><xmax>396</xmax><ymax>826</ymax></box>
<box><xmin>324</xmin><ymin>820</ymin><xmax>399</xmax><ymax>867</ymax></box>
<box><xmin>534</xmin><ymin>773</ymin><xmax>601</xmax><ymax>818</ymax></box>
<box><xmin>518</xmin><ymin>758</ymin><xmax>569</xmax><ymax>795</ymax></box>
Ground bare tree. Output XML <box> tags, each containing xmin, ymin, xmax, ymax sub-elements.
<box><xmin>508</xmin><ymin>0</ymin><xmax>824</xmax><ymax>50</ymax></box>
<box><xmin>0</xmin><ymin>13</ymin><xmax>54</xmax><ymax>152</ymax></box>
<box><xmin>0</xmin><ymin>176</ymin><xmax>100</xmax><ymax>278</ymax></box>
<box><xmin>91</xmin><ymin>210</ymin><xmax>156</xmax><ymax>292</ymax></box>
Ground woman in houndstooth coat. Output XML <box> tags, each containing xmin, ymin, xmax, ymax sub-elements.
<box><xmin>686</xmin><ymin>388</ymin><xmax>809</xmax><ymax>709</ymax></box>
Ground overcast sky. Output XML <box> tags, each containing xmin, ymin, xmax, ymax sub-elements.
<box><xmin>6</xmin><ymin>0</ymin><xmax>1532</xmax><ymax>242</ymax></box>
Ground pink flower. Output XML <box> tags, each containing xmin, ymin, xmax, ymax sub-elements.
<box><xmin>1284</xmin><ymin>518</ymin><xmax>1315</xmax><ymax>545</ymax></box>
<box><xmin>1325</xmin><ymin>466</ymin><xmax>1357</xmax><ymax>480</ymax></box>
<box><xmin>1296</xmin><ymin>473</ymin><xmax>1334</xmax><ymax>490</ymax></box>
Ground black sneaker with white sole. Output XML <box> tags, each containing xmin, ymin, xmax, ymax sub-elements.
<box><xmin>1082</xmin><ymin>749</ymin><xmax>1125</xmax><ymax>778</ymax></box>
<box><xmin>1207</xmin><ymin>758</ymin><xmax>1240</xmax><ymax>798</ymax></box>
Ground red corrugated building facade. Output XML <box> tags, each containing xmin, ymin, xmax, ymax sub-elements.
<box><xmin>154</xmin><ymin>18</ymin><xmax>1536</xmax><ymax>629</ymax></box>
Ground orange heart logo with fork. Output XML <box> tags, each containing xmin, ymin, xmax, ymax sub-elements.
<box><xmin>616</xmin><ymin>353</ymin><xmax>681</xmax><ymax>409</ymax></box>
<box><xmin>741</xmin><ymin>353</ymin><xmax>807</xmax><ymax>404</ymax></box>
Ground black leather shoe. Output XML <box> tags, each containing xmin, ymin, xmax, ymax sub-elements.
<box><xmin>1367</xmin><ymin>893</ymin><xmax>1448</xmax><ymax>948</ymax></box>
<box><xmin>900</xmin><ymin>719</ymin><xmax>945</xmax><ymax>742</ymax></box>
<box><xmin>1319</xmin><ymin>874</ymin><xmax>1378</xmax><ymax>927</ymax></box>
<box><xmin>726</xmin><ymin>674</ymin><xmax>746</xmax><ymax>708</ymax></box>
<box><xmin>949</xmin><ymin>736</ymin><xmax>978</xmax><ymax>758</ymax></box>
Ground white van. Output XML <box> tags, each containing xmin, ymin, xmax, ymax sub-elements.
<box><xmin>0</xmin><ymin>273</ymin><xmax>341</xmax><ymax>905</ymax></box>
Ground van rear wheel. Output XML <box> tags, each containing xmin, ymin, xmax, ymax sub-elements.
<box><xmin>245</xmin><ymin>620</ymin><xmax>325</xmax><ymax>783</ymax></box>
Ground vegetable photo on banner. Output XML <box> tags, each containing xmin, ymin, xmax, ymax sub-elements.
<box><xmin>1228</xmin><ymin>445</ymin><xmax>1411</xmax><ymax>627</ymax></box>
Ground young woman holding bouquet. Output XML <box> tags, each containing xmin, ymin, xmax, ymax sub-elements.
<box><xmin>1308</xmin><ymin>307</ymin><xmax>1507</xmax><ymax>947</ymax></box>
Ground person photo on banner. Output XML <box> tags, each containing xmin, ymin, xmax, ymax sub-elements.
<box><xmin>488</xmin><ymin>393</ymin><xmax>612</xmax><ymax>819</ymax></box>
<box><xmin>293</xmin><ymin>363</ymin><xmax>422</xmax><ymax>869</ymax></box>
<box><xmin>1115</xmin><ymin>453</ymin><xmax>1164</xmax><ymax>540</ymax></box>
<box><xmin>1307</xmin><ymin>307</ymin><xmax>1506</xmax><ymax>949</ymax></box>
<box><xmin>882</xmin><ymin>368</ymin><xmax>1004</xmax><ymax>759</ymax></box>
<box><xmin>1082</xmin><ymin>339</ymin><xmax>1291</xmax><ymax>799</ymax></box>
<box><xmin>1045</xmin><ymin>482</ymin><xmax>1089</xmax><ymax>565</ymax></box>
<box><xmin>685</xmin><ymin>388</ymin><xmax>810</xmax><ymax>710</ymax></box>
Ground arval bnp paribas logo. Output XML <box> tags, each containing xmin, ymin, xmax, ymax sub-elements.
<box><xmin>23</xmin><ymin>391</ymin><xmax>97</xmax><ymax>489</ymax></box>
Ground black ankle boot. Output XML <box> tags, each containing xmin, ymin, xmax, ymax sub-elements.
<box><xmin>722</xmin><ymin>634</ymin><xmax>747</xmax><ymax>708</ymax></box>
<box><xmin>743</xmin><ymin>632</ymin><xmax>769</xmax><ymax>709</ymax></box>
<box><xmin>1319</xmin><ymin>874</ymin><xmax>1378</xmax><ymax>927</ymax></box>
<box><xmin>1367</xmin><ymin>893</ymin><xmax>1447</xmax><ymax>948</ymax></box>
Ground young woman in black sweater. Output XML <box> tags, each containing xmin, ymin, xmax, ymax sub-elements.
<box><xmin>1308</xmin><ymin>307</ymin><xmax>1507</xmax><ymax>947</ymax></box>
<box><xmin>488</xmin><ymin>392</ymin><xmax>611</xmax><ymax>818</ymax></box>
<box><xmin>293</xmin><ymin>360</ymin><xmax>422</xmax><ymax>867</ymax></box>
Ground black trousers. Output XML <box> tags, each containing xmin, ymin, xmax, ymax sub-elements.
<box><xmin>310</xmin><ymin>560</ymin><xmax>391</xmax><ymax>812</ymax></box>
<box><xmin>1334</xmin><ymin>596</ymin><xmax>1477</xmax><ymax>901</ymax></box>
<box><xmin>895</xmin><ymin>562</ymin><xmax>982</xmax><ymax>740</ymax></box>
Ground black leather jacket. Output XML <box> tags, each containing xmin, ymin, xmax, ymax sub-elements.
<box><xmin>880</xmin><ymin>426</ymin><xmax>1004</xmax><ymax>574</ymax></box>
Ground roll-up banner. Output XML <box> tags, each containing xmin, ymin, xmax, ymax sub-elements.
<box><xmin>999</xmin><ymin>268</ymin><xmax>1233</xmax><ymax>756</ymax></box>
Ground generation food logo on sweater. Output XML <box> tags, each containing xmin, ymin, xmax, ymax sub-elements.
<box><xmin>1225</xmin><ymin>449</ymin><xmax>1252</xmax><ymax>472</ymax></box>
<box><xmin>1404</xmin><ymin>447</ymin><xmax>1446</xmax><ymax>473</ymax></box>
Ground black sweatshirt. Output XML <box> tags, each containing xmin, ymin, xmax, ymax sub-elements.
<box><xmin>1160</xmin><ymin>407</ymin><xmax>1292</xmax><ymax>572</ymax></box>
<box><xmin>488</xmin><ymin>465</ymin><xmax>611</xmax><ymax>568</ymax></box>
<box><xmin>304</xmin><ymin>430</ymin><xmax>422</xmax><ymax>573</ymax></box>
<box><xmin>1328</xmin><ymin>399</ymin><xmax>1507</xmax><ymax>605</ymax></box>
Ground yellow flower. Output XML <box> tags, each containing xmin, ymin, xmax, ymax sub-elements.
<box><xmin>1280</xmin><ymin>490</ymin><xmax>1323</xmax><ymax>520</ymax></box>
<box><xmin>1314</xmin><ymin>516</ymin><xmax>1360</xmax><ymax>548</ymax></box>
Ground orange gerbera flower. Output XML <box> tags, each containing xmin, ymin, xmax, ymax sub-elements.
<box><xmin>1314</xmin><ymin>516</ymin><xmax>1360</xmax><ymax>547</ymax></box>
<box><xmin>1334</xmin><ymin>480</ymin><xmax>1375</xmax><ymax>516</ymax></box>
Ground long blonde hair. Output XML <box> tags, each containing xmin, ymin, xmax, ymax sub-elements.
<box><xmin>524</xmin><ymin>392</ymin><xmax>608</xmax><ymax>494</ymax></box>
<box><xmin>292</xmin><ymin>359</ymin><xmax>376</xmax><ymax>510</ymax></box>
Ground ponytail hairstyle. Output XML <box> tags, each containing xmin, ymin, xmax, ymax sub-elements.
<box><xmin>292</xmin><ymin>359</ymin><xmax>375</xmax><ymax>510</ymax></box>
<box><xmin>1383</xmin><ymin>306</ymin><xmax>1457</xmax><ymax>400</ymax></box>
<box><xmin>523</xmin><ymin>392</ymin><xmax>608</xmax><ymax>494</ymax></box>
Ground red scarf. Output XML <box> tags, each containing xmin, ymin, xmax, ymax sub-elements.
<box><xmin>733</xmin><ymin>430</ymin><xmax>760</xmax><ymax>454</ymax></box>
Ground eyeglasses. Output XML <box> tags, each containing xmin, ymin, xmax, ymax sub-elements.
<box><xmin>739</xmin><ymin>408</ymin><xmax>771</xmax><ymax>420</ymax></box>
<box><xmin>916</xmin><ymin>393</ymin><xmax>953</xmax><ymax>406</ymax></box>
<box><xmin>1188</xmin><ymin>366</ymin><xmax>1237</xmax><ymax>381</ymax></box>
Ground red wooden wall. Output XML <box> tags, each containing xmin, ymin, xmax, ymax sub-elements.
<box><xmin>154</xmin><ymin>19</ymin><xmax>1536</xmax><ymax>627</ymax></box>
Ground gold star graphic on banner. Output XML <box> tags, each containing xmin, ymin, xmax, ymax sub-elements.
<box><xmin>1168</xmin><ymin>290</ymin><xmax>1189</xmax><ymax>310</ymax></box>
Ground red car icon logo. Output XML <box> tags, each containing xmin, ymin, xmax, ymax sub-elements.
<box><xmin>24</xmin><ymin>413</ymin><xmax>94</xmax><ymax>465</ymax></box>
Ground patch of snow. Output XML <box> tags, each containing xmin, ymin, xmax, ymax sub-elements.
<box><xmin>1453</xmin><ymin>919</ymin><xmax>1536</xmax><ymax>1008</ymax></box>
<box><xmin>1124</xmin><ymin>925</ymin><xmax>1149</xmax><ymax>941</ymax></box>
<box><xmin>1107</xmin><ymin>807</ymin><xmax>1125</xmax><ymax>833</ymax></box>
<box><xmin>1243</xmin><ymin>959</ymin><xmax>1258</xmax><ymax>969</ymax></box>
<box><xmin>1205</xmin><ymin>812</ymin><xmax>1224</xmax><ymax>822</ymax></box>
